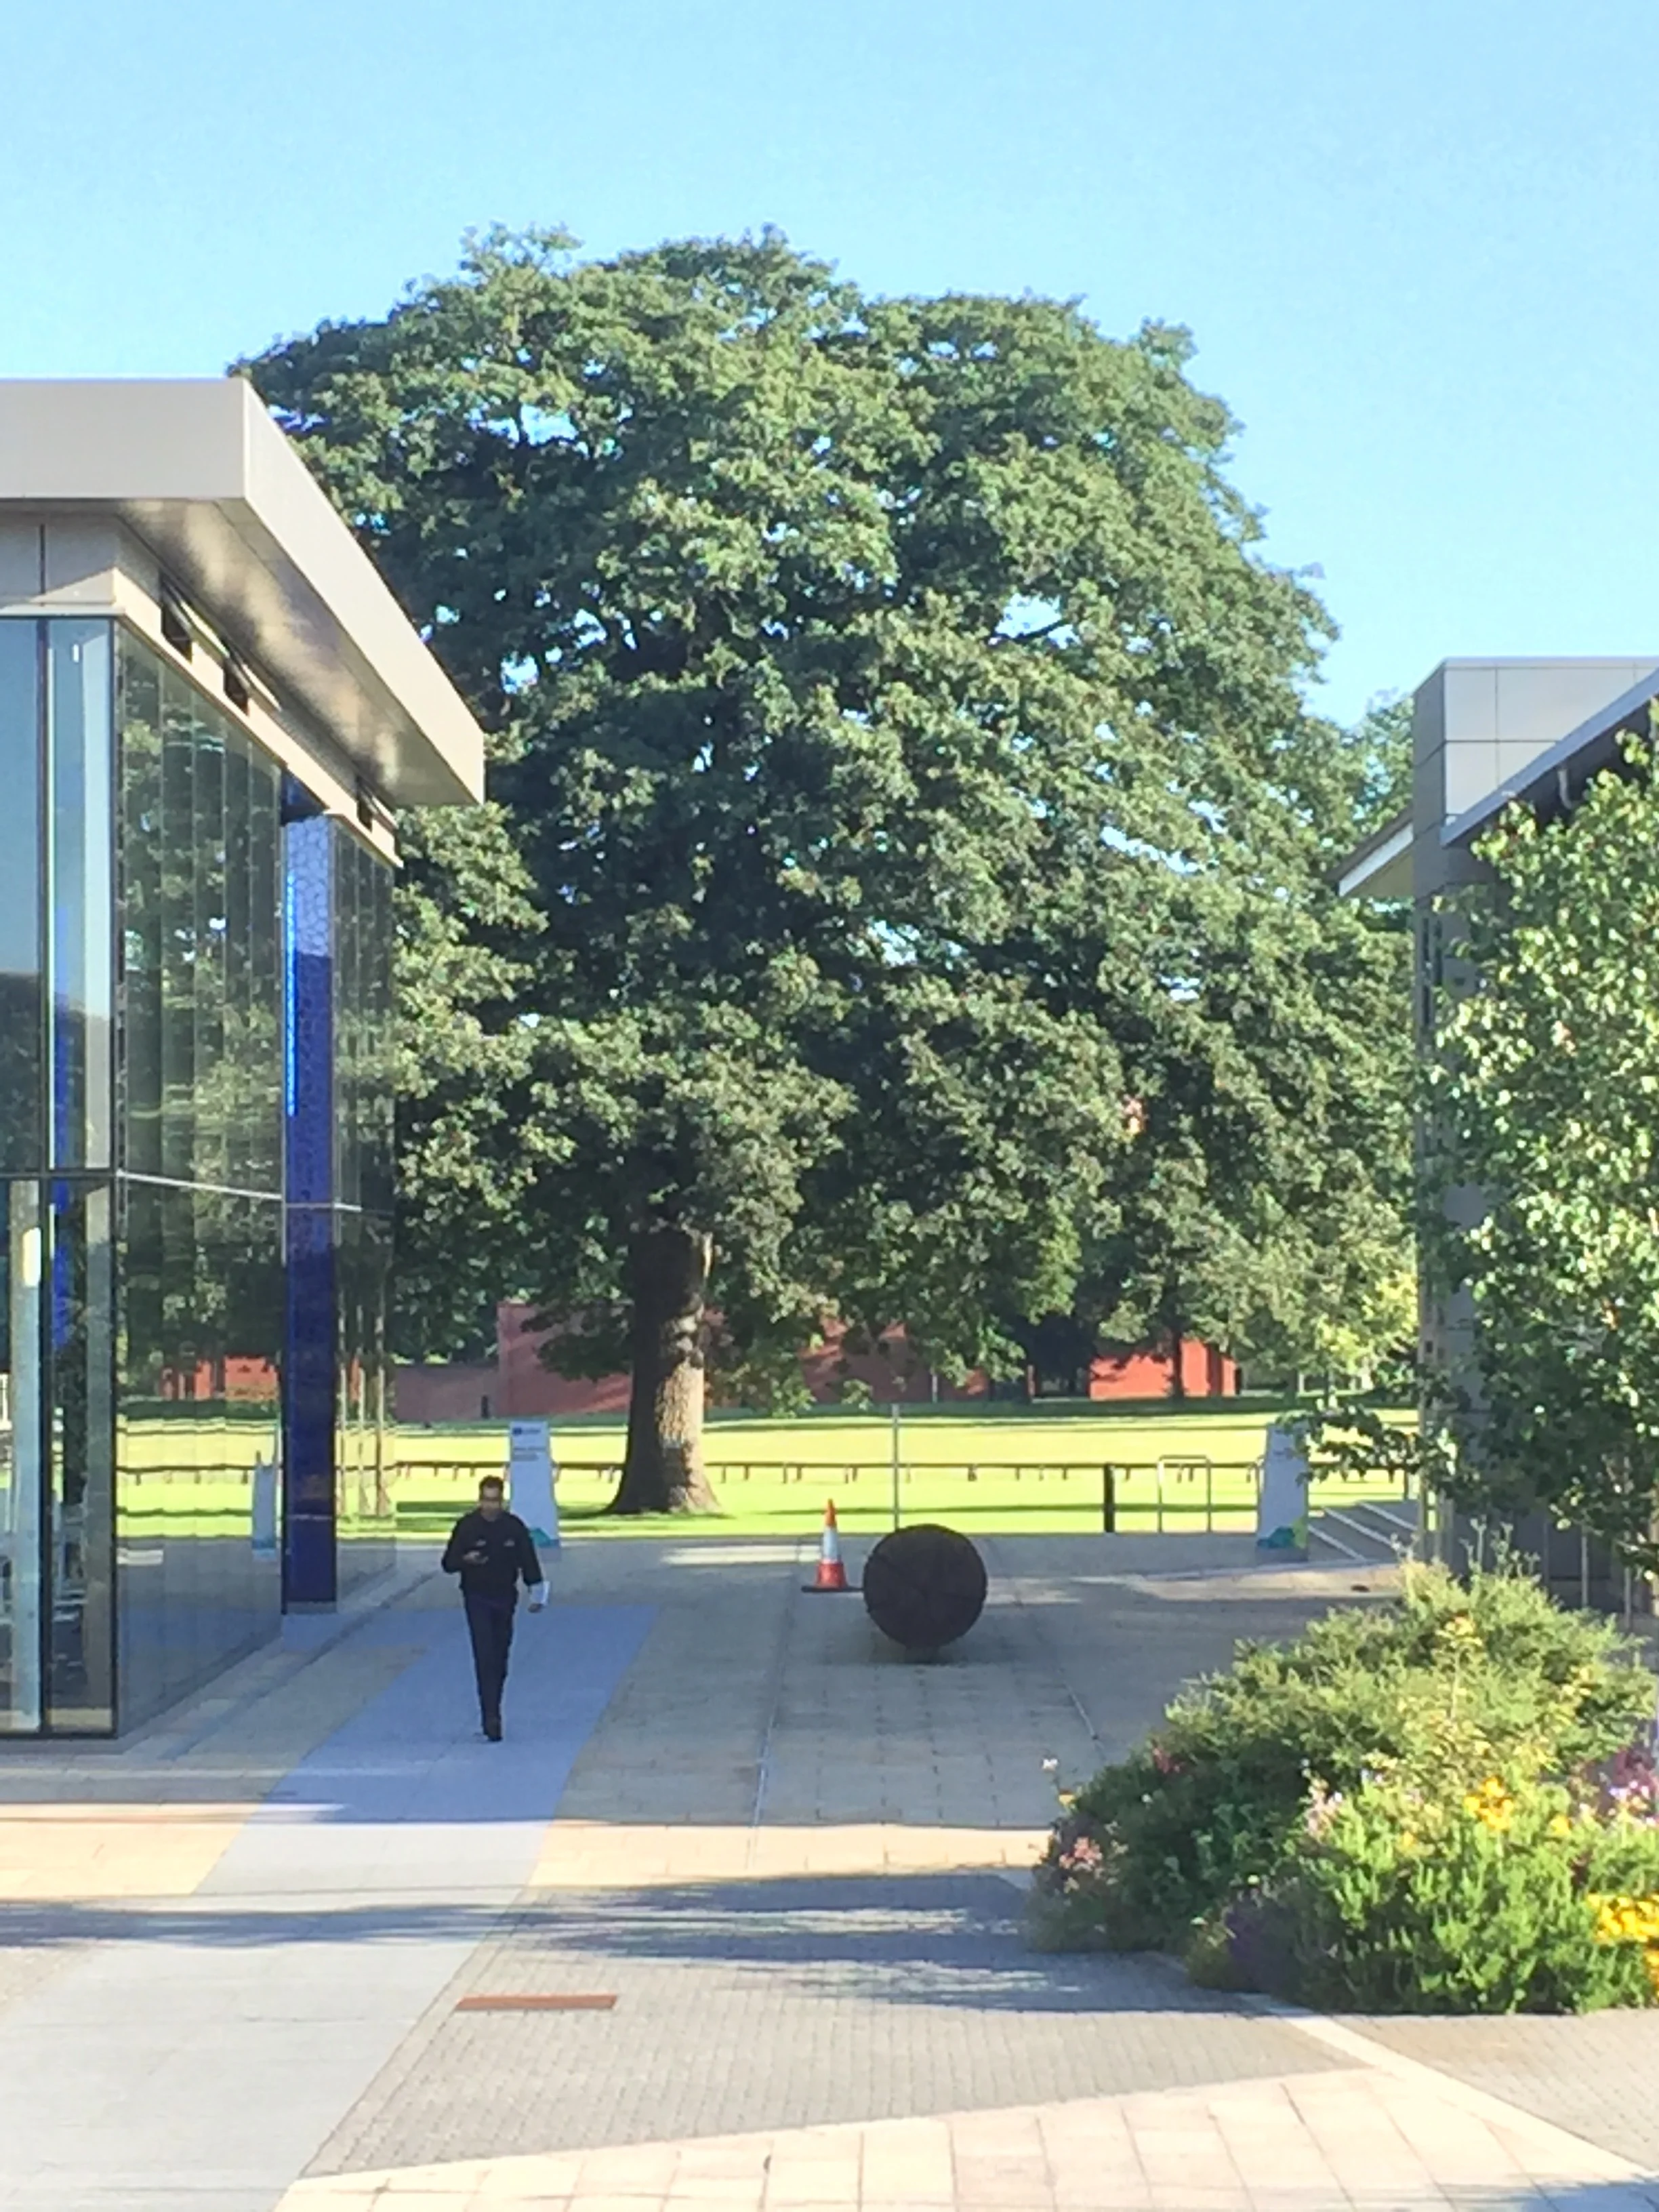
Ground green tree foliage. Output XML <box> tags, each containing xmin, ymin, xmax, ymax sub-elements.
<box><xmin>1425</xmin><ymin>729</ymin><xmax>1659</xmax><ymax>1565</ymax></box>
<box><xmin>1059</xmin><ymin>687</ymin><xmax>1413</xmax><ymax>1392</ymax></box>
<box><xmin>245</xmin><ymin>227</ymin><xmax>1410</xmax><ymax>1504</ymax></box>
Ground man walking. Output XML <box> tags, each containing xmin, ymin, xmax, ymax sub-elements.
<box><xmin>442</xmin><ymin>1475</ymin><xmax>548</xmax><ymax>1740</ymax></box>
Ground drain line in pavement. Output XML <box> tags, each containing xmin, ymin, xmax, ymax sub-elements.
<box><xmin>455</xmin><ymin>1994</ymin><xmax>617</xmax><ymax>2012</ymax></box>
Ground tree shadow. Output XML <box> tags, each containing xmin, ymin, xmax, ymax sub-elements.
<box><xmin>0</xmin><ymin>1870</ymin><xmax>1265</xmax><ymax>2020</ymax></box>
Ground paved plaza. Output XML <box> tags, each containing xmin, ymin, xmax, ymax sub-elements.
<box><xmin>0</xmin><ymin>1534</ymin><xmax>1655</xmax><ymax>2209</ymax></box>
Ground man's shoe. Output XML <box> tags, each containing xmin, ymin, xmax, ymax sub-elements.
<box><xmin>485</xmin><ymin>1720</ymin><xmax>503</xmax><ymax>1742</ymax></box>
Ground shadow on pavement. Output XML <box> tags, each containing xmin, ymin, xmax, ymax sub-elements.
<box><xmin>0</xmin><ymin>1870</ymin><xmax>1269</xmax><ymax>2018</ymax></box>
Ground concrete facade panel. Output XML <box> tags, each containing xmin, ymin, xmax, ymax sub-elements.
<box><xmin>1443</xmin><ymin>739</ymin><xmax>1500</xmax><ymax>817</ymax></box>
<box><xmin>1441</xmin><ymin>663</ymin><xmax>1498</xmax><ymax>747</ymax></box>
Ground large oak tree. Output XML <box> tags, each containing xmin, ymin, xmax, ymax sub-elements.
<box><xmin>247</xmin><ymin>228</ymin><xmax>1408</xmax><ymax>1508</ymax></box>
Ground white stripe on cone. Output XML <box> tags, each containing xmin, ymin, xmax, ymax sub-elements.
<box><xmin>813</xmin><ymin>1500</ymin><xmax>849</xmax><ymax>1589</ymax></box>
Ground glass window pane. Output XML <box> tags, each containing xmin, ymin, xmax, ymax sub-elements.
<box><xmin>0</xmin><ymin>1181</ymin><xmax>43</xmax><ymax>1732</ymax></box>
<box><xmin>334</xmin><ymin>1206</ymin><xmax>394</xmax><ymax>1589</ymax></box>
<box><xmin>47</xmin><ymin>623</ymin><xmax>114</xmax><ymax>1170</ymax></box>
<box><xmin>191</xmin><ymin>695</ymin><xmax>227</xmax><ymax>1191</ymax></box>
<box><xmin>116</xmin><ymin>1181</ymin><xmax>281</xmax><ymax>1729</ymax></box>
<box><xmin>48</xmin><ymin>1180</ymin><xmax>112</xmax><ymax>1730</ymax></box>
<box><xmin>119</xmin><ymin>634</ymin><xmax>282</xmax><ymax>1199</ymax></box>
<box><xmin>118</xmin><ymin>639</ymin><xmax>164</xmax><ymax>1179</ymax></box>
<box><xmin>246</xmin><ymin>758</ymin><xmax>281</xmax><ymax>1195</ymax></box>
<box><xmin>367</xmin><ymin>850</ymin><xmax>394</xmax><ymax>1214</ymax></box>
<box><xmin>223</xmin><ymin>734</ymin><xmax>252</xmax><ymax>1189</ymax></box>
<box><xmin>159</xmin><ymin>668</ymin><xmax>199</xmax><ymax>1184</ymax></box>
<box><xmin>0</xmin><ymin>626</ymin><xmax>43</xmax><ymax>1175</ymax></box>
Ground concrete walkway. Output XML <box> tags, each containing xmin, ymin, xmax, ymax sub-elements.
<box><xmin>0</xmin><ymin>1534</ymin><xmax>1652</xmax><ymax>2210</ymax></box>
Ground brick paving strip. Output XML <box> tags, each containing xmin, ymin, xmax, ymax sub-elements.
<box><xmin>279</xmin><ymin>2062</ymin><xmax>1659</xmax><ymax>2210</ymax></box>
<box><xmin>302</xmin><ymin>1874</ymin><xmax>1356</xmax><ymax>2175</ymax></box>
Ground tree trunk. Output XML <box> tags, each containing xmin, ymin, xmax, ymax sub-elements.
<box><xmin>609</xmin><ymin>1224</ymin><xmax>718</xmax><ymax>1515</ymax></box>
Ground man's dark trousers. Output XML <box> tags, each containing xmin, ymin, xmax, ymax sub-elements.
<box><xmin>464</xmin><ymin>1591</ymin><xmax>516</xmax><ymax>1731</ymax></box>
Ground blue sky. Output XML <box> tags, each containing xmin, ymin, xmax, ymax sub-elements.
<box><xmin>5</xmin><ymin>0</ymin><xmax>1654</xmax><ymax>724</ymax></box>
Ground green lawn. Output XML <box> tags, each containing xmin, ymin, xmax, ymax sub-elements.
<box><xmin>390</xmin><ymin>1404</ymin><xmax>1414</xmax><ymax>1540</ymax></box>
<box><xmin>104</xmin><ymin>1403</ymin><xmax>1411</xmax><ymax>1541</ymax></box>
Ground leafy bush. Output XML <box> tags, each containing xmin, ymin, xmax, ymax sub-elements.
<box><xmin>1278</xmin><ymin>1770</ymin><xmax>1659</xmax><ymax>2012</ymax></box>
<box><xmin>1031</xmin><ymin>1562</ymin><xmax>1659</xmax><ymax>2011</ymax></box>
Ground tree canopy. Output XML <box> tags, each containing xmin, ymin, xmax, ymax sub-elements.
<box><xmin>246</xmin><ymin>227</ymin><xmax>1411</xmax><ymax>1502</ymax></box>
<box><xmin>1424</xmin><ymin>727</ymin><xmax>1659</xmax><ymax>1566</ymax></box>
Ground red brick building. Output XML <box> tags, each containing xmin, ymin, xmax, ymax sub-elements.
<box><xmin>393</xmin><ymin>1305</ymin><xmax>1237</xmax><ymax>1422</ymax></box>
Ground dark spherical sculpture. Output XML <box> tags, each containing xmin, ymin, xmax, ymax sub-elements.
<box><xmin>862</xmin><ymin>1523</ymin><xmax>987</xmax><ymax>1652</ymax></box>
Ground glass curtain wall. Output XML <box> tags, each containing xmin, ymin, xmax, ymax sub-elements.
<box><xmin>0</xmin><ymin>617</ymin><xmax>391</xmax><ymax>1732</ymax></box>
<box><xmin>115</xmin><ymin>634</ymin><xmax>283</xmax><ymax>1729</ymax></box>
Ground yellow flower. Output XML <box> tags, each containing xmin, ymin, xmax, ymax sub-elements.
<box><xmin>1588</xmin><ymin>1893</ymin><xmax>1659</xmax><ymax>1958</ymax></box>
<box><xmin>1548</xmin><ymin>1814</ymin><xmax>1572</xmax><ymax>1838</ymax></box>
<box><xmin>1461</xmin><ymin>1778</ymin><xmax>1515</xmax><ymax>1832</ymax></box>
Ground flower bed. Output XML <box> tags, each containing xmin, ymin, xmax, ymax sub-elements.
<box><xmin>1030</xmin><ymin>1563</ymin><xmax>1659</xmax><ymax>2012</ymax></box>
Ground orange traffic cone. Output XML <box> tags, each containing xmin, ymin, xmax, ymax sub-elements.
<box><xmin>807</xmin><ymin>1500</ymin><xmax>851</xmax><ymax>1592</ymax></box>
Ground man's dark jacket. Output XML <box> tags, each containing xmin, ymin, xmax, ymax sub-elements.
<box><xmin>441</xmin><ymin>1509</ymin><xmax>544</xmax><ymax>1601</ymax></box>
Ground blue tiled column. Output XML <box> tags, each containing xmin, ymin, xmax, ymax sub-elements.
<box><xmin>283</xmin><ymin>810</ymin><xmax>336</xmax><ymax>1607</ymax></box>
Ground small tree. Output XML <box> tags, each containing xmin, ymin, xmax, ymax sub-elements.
<box><xmin>1424</xmin><ymin>725</ymin><xmax>1659</xmax><ymax>1568</ymax></box>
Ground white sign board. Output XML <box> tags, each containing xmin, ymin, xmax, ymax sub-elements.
<box><xmin>508</xmin><ymin>1419</ymin><xmax>560</xmax><ymax>1551</ymax></box>
<box><xmin>251</xmin><ymin>1456</ymin><xmax>278</xmax><ymax>1557</ymax></box>
<box><xmin>1256</xmin><ymin>1424</ymin><xmax>1309</xmax><ymax>1558</ymax></box>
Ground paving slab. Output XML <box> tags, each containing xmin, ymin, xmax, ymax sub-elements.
<box><xmin>277</xmin><ymin>2066</ymin><xmax>1659</xmax><ymax>2209</ymax></box>
<box><xmin>1353</xmin><ymin>2011</ymin><xmax>1659</xmax><ymax>2179</ymax></box>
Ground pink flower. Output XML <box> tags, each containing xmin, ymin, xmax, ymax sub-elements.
<box><xmin>1059</xmin><ymin>1835</ymin><xmax>1105</xmax><ymax>1875</ymax></box>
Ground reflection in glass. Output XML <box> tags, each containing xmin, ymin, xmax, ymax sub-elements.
<box><xmin>116</xmin><ymin>1180</ymin><xmax>281</xmax><ymax>1727</ymax></box>
<box><xmin>47</xmin><ymin>625</ymin><xmax>114</xmax><ymax>1170</ymax></box>
<box><xmin>0</xmin><ymin>625</ymin><xmax>43</xmax><ymax>1175</ymax></box>
<box><xmin>113</xmin><ymin>630</ymin><xmax>287</xmax><ymax>1727</ymax></box>
<box><xmin>319</xmin><ymin>830</ymin><xmax>396</xmax><ymax>1594</ymax></box>
<box><xmin>335</xmin><ymin>1208</ymin><xmax>394</xmax><ymax>1585</ymax></box>
<box><xmin>1</xmin><ymin>1183</ymin><xmax>43</xmax><ymax>1732</ymax></box>
<box><xmin>191</xmin><ymin>681</ymin><xmax>228</xmax><ymax>1192</ymax></box>
<box><xmin>117</xmin><ymin>639</ymin><xmax>163</xmax><ymax>1179</ymax></box>
<box><xmin>0</xmin><ymin>620</ymin><xmax>314</xmax><ymax>1733</ymax></box>
<box><xmin>245</xmin><ymin>760</ymin><xmax>282</xmax><ymax>1194</ymax></box>
<box><xmin>159</xmin><ymin>667</ymin><xmax>197</xmax><ymax>1185</ymax></box>
<box><xmin>48</xmin><ymin>1182</ymin><xmax>113</xmax><ymax>1729</ymax></box>
<box><xmin>117</xmin><ymin>634</ymin><xmax>283</xmax><ymax>1197</ymax></box>
<box><xmin>331</xmin><ymin>833</ymin><xmax>396</xmax><ymax>1216</ymax></box>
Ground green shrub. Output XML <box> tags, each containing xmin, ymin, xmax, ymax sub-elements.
<box><xmin>1029</xmin><ymin>1561</ymin><xmax>1659</xmax><ymax>2011</ymax></box>
<box><xmin>1279</xmin><ymin>1771</ymin><xmax>1659</xmax><ymax>2013</ymax></box>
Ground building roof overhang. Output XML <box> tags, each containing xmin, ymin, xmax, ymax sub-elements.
<box><xmin>0</xmin><ymin>377</ymin><xmax>484</xmax><ymax>808</ymax></box>
<box><xmin>1441</xmin><ymin>661</ymin><xmax>1659</xmax><ymax>851</ymax></box>
<box><xmin>1334</xmin><ymin>809</ymin><xmax>1412</xmax><ymax>900</ymax></box>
